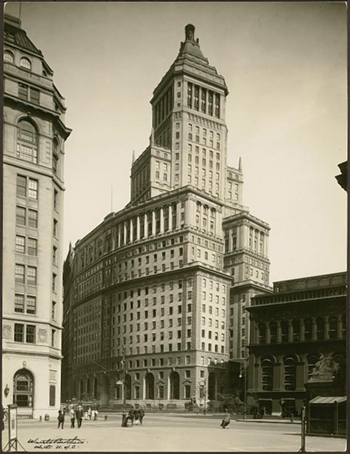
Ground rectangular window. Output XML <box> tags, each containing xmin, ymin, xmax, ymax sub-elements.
<box><xmin>14</xmin><ymin>324</ymin><xmax>24</xmax><ymax>342</ymax></box>
<box><xmin>28</xmin><ymin>210</ymin><xmax>38</xmax><ymax>228</ymax></box>
<box><xmin>51</xmin><ymin>329</ymin><xmax>56</xmax><ymax>347</ymax></box>
<box><xmin>15</xmin><ymin>264</ymin><xmax>25</xmax><ymax>283</ymax></box>
<box><xmin>53</xmin><ymin>219</ymin><xmax>58</xmax><ymax>237</ymax></box>
<box><xmin>18</xmin><ymin>83</ymin><xmax>28</xmax><ymax>100</ymax></box>
<box><xmin>27</xmin><ymin>238</ymin><xmax>37</xmax><ymax>256</ymax></box>
<box><xmin>27</xmin><ymin>267</ymin><xmax>37</xmax><ymax>286</ymax></box>
<box><xmin>16</xmin><ymin>206</ymin><xmax>26</xmax><ymax>226</ymax></box>
<box><xmin>51</xmin><ymin>301</ymin><xmax>56</xmax><ymax>319</ymax></box>
<box><xmin>26</xmin><ymin>325</ymin><xmax>35</xmax><ymax>343</ymax></box>
<box><xmin>15</xmin><ymin>235</ymin><xmax>25</xmax><ymax>254</ymax></box>
<box><xmin>194</xmin><ymin>86</ymin><xmax>199</xmax><ymax>110</ymax></box>
<box><xmin>27</xmin><ymin>296</ymin><xmax>36</xmax><ymax>314</ymax></box>
<box><xmin>53</xmin><ymin>246</ymin><xmax>57</xmax><ymax>263</ymax></box>
<box><xmin>54</xmin><ymin>189</ymin><xmax>58</xmax><ymax>210</ymax></box>
<box><xmin>28</xmin><ymin>179</ymin><xmax>38</xmax><ymax>199</ymax></box>
<box><xmin>17</xmin><ymin>175</ymin><xmax>27</xmax><ymax>197</ymax></box>
<box><xmin>49</xmin><ymin>385</ymin><xmax>56</xmax><ymax>406</ymax></box>
<box><xmin>30</xmin><ymin>88</ymin><xmax>40</xmax><ymax>104</ymax></box>
<box><xmin>15</xmin><ymin>294</ymin><xmax>24</xmax><ymax>313</ymax></box>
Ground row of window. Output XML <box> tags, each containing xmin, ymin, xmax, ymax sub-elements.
<box><xmin>4</xmin><ymin>51</ymin><xmax>31</xmax><ymax>69</ymax></box>
<box><xmin>14</xmin><ymin>323</ymin><xmax>57</xmax><ymax>346</ymax></box>
<box><xmin>15</xmin><ymin>264</ymin><xmax>57</xmax><ymax>291</ymax></box>
<box><xmin>187</xmin><ymin>83</ymin><xmax>220</xmax><ymax>118</ymax></box>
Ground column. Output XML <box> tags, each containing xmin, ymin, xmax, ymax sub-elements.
<box><xmin>136</xmin><ymin>216</ymin><xmax>141</xmax><ymax>241</ymax></box>
<box><xmin>123</xmin><ymin>221</ymin><xmax>127</xmax><ymax>244</ymax></box>
<box><xmin>311</xmin><ymin>317</ymin><xmax>317</xmax><ymax>341</ymax></box>
<box><xmin>168</xmin><ymin>205</ymin><xmax>173</xmax><ymax>231</ymax></box>
<box><xmin>337</xmin><ymin>315</ymin><xmax>342</xmax><ymax>339</ymax></box>
<box><xmin>130</xmin><ymin>218</ymin><xmax>133</xmax><ymax>243</ymax></box>
<box><xmin>118</xmin><ymin>224</ymin><xmax>121</xmax><ymax>247</ymax></box>
<box><xmin>176</xmin><ymin>202</ymin><xmax>181</xmax><ymax>229</ymax></box>
<box><xmin>287</xmin><ymin>321</ymin><xmax>293</xmax><ymax>343</ymax></box>
<box><xmin>236</xmin><ymin>225</ymin><xmax>241</xmax><ymax>250</ymax></box>
<box><xmin>300</xmin><ymin>319</ymin><xmax>305</xmax><ymax>342</ymax></box>
<box><xmin>266</xmin><ymin>323</ymin><xmax>271</xmax><ymax>344</ymax></box>
<box><xmin>276</xmin><ymin>321</ymin><xmax>282</xmax><ymax>343</ymax></box>
<box><xmin>324</xmin><ymin>316</ymin><xmax>329</xmax><ymax>340</ymax></box>
<box><xmin>144</xmin><ymin>213</ymin><xmax>148</xmax><ymax>238</ymax></box>
<box><xmin>160</xmin><ymin>207</ymin><xmax>164</xmax><ymax>233</ymax></box>
<box><xmin>152</xmin><ymin>210</ymin><xmax>156</xmax><ymax>236</ymax></box>
<box><xmin>228</xmin><ymin>228</ymin><xmax>233</xmax><ymax>252</ymax></box>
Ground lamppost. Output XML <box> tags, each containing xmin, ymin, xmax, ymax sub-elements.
<box><xmin>239</xmin><ymin>368</ymin><xmax>247</xmax><ymax>419</ymax></box>
<box><xmin>200</xmin><ymin>378</ymin><xmax>207</xmax><ymax>415</ymax></box>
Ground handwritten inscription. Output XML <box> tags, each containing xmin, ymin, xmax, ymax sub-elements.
<box><xmin>28</xmin><ymin>436</ymin><xmax>86</xmax><ymax>450</ymax></box>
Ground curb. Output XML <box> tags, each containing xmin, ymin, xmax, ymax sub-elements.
<box><xmin>235</xmin><ymin>419</ymin><xmax>301</xmax><ymax>425</ymax></box>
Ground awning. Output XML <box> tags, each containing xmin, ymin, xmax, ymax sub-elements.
<box><xmin>309</xmin><ymin>396</ymin><xmax>347</xmax><ymax>405</ymax></box>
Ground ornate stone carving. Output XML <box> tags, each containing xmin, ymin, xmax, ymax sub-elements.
<box><xmin>309</xmin><ymin>354</ymin><xmax>340</xmax><ymax>381</ymax></box>
<box><xmin>38</xmin><ymin>329</ymin><xmax>48</xmax><ymax>343</ymax></box>
<box><xmin>3</xmin><ymin>325</ymin><xmax>12</xmax><ymax>339</ymax></box>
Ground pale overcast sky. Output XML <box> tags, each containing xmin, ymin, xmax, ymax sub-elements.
<box><xmin>5</xmin><ymin>2</ymin><xmax>347</xmax><ymax>283</ymax></box>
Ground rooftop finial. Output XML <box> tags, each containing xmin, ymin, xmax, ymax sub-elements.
<box><xmin>185</xmin><ymin>24</ymin><xmax>195</xmax><ymax>43</ymax></box>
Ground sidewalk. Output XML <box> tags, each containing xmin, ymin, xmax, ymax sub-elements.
<box><xmin>235</xmin><ymin>418</ymin><xmax>301</xmax><ymax>425</ymax></box>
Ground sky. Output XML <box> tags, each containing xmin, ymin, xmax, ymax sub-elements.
<box><xmin>5</xmin><ymin>2</ymin><xmax>347</xmax><ymax>283</ymax></box>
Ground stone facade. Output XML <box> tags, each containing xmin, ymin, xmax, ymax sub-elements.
<box><xmin>61</xmin><ymin>24</ymin><xmax>271</xmax><ymax>408</ymax></box>
<box><xmin>246</xmin><ymin>272</ymin><xmax>347</xmax><ymax>415</ymax></box>
<box><xmin>2</xmin><ymin>14</ymin><xmax>71</xmax><ymax>418</ymax></box>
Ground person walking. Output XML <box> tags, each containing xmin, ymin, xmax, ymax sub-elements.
<box><xmin>76</xmin><ymin>405</ymin><xmax>84</xmax><ymax>429</ymax></box>
<box><xmin>220</xmin><ymin>409</ymin><xmax>230</xmax><ymax>429</ymax></box>
<box><xmin>57</xmin><ymin>410</ymin><xmax>65</xmax><ymax>429</ymax></box>
<box><xmin>139</xmin><ymin>407</ymin><xmax>145</xmax><ymax>425</ymax></box>
<box><xmin>126</xmin><ymin>407</ymin><xmax>135</xmax><ymax>427</ymax></box>
<box><xmin>69</xmin><ymin>407</ymin><xmax>76</xmax><ymax>428</ymax></box>
<box><xmin>87</xmin><ymin>407</ymin><xmax>92</xmax><ymax>420</ymax></box>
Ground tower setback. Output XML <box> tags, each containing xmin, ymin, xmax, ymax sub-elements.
<box><xmin>62</xmin><ymin>25</ymin><xmax>271</xmax><ymax>407</ymax></box>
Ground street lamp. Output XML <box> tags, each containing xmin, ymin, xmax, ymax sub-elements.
<box><xmin>239</xmin><ymin>371</ymin><xmax>246</xmax><ymax>419</ymax></box>
<box><xmin>200</xmin><ymin>379</ymin><xmax>207</xmax><ymax>415</ymax></box>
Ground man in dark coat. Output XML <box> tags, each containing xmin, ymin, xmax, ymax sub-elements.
<box><xmin>126</xmin><ymin>407</ymin><xmax>135</xmax><ymax>427</ymax></box>
<box><xmin>139</xmin><ymin>407</ymin><xmax>145</xmax><ymax>425</ymax></box>
<box><xmin>76</xmin><ymin>405</ymin><xmax>84</xmax><ymax>428</ymax></box>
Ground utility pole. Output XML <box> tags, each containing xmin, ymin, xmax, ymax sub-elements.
<box><xmin>122</xmin><ymin>344</ymin><xmax>126</xmax><ymax>414</ymax></box>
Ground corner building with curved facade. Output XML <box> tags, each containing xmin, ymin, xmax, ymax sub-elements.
<box><xmin>2</xmin><ymin>15</ymin><xmax>71</xmax><ymax>417</ymax></box>
<box><xmin>62</xmin><ymin>24</ymin><xmax>271</xmax><ymax>407</ymax></box>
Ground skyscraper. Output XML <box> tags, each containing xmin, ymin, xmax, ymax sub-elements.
<box><xmin>62</xmin><ymin>24</ymin><xmax>270</xmax><ymax>407</ymax></box>
<box><xmin>3</xmin><ymin>14</ymin><xmax>71</xmax><ymax>417</ymax></box>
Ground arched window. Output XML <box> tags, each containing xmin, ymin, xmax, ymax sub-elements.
<box><xmin>258</xmin><ymin>323</ymin><xmax>266</xmax><ymax>344</ymax></box>
<box><xmin>20</xmin><ymin>57</ymin><xmax>31</xmax><ymax>70</ymax></box>
<box><xmin>304</xmin><ymin>318</ymin><xmax>313</xmax><ymax>341</ymax></box>
<box><xmin>145</xmin><ymin>373</ymin><xmax>155</xmax><ymax>400</ymax></box>
<box><xmin>280</xmin><ymin>320</ymin><xmax>288</xmax><ymax>342</ymax></box>
<box><xmin>307</xmin><ymin>354</ymin><xmax>320</xmax><ymax>379</ymax></box>
<box><xmin>270</xmin><ymin>322</ymin><xmax>277</xmax><ymax>344</ymax></box>
<box><xmin>328</xmin><ymin>316</ymin><xmax>337</xmax><ymax>339</ymax></box>
<box><xmin>13</xmin><ymin>370</ymin><xmax>34</xmax><ymax>407</ymax></box>
<box><xmin>17</xmin><ymin>120</ymin><xmax>38</xmax><ymax>163</ymax></box>
<box><xmin>170</xmin><ymin>371</ymin><xmax>180</xmax><ymax>400</ymax></box>
<box><xmin>316</xmin><ymin>317</ymin><xmax>325</xmax><ymax>340</ymax></box>
<box><xmin>284</xmin><ymin>357</ymin><xmax>296</xmax><ymax>391</ymax></box>
<box><xmin>292</xmin><ymin>320</ymin><xmax>300</xmax><ymax>342</ymax></box>
<box><xmin>261</xmin><ymin>358</ymin><xmax>273</xmax><ymax>391</ymax></box>
<box><xmin>4</xmin><ymin>50</ymin><xmax>14</xmax><ymax>63</ymax></box>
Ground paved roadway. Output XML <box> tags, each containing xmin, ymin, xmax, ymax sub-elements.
<box><xmin>1</xmin><ymin>413</ymin><xmax>346</xmax><ymax>452</ymax></box>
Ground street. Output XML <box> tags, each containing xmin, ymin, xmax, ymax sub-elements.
<box><xmin>1</xmin><ymin>413</ymin><xmax>346</xmax><ymax>452</ymax></box>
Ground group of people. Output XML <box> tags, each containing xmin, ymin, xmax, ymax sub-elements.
<box><xmin>125</xmin><ymin>407</ymin><xmax>145</xmax><ymax>427</ymax></box>
<box><xmin>58</xmin><ymin>405</ymin><xmax>99</xmax><ymax>429</ymax></box>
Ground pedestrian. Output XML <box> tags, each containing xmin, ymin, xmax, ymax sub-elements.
<box><xmin>134</xmin><ymin>409</ymin><xmax>140</xmax><ymax>425</ymax></box>
<box><xmin>126</xmin><ymin>407</ymin><xmax>135</xmax><ymax>427</ymax></box>
<box><xmin>69</xmin><ymin>407</ymin><xmax>75</xmax><ymax>428</ymax></box>
<box><xmin>88</xmin><ymin>407</ymin><xmax>92</xmax><ymax>420</ymax></box>
<box><xmin>94</xmin><ymin>409</ymin><xmax>98</xmax><ymax>420</ymax></box>
<box><xmin>57</xmin><ymin>410</ymin><xmax>65</xmax><ymax>429</ymax></box>
<box><xmin>76</xmin><ymin>405</ymin><xmax>84</xmax><ymax>429</ymax></box>
<box><xmin>220</xmin><ymin>409</ymin><xmax>230</xmax><ymax>429</ymax></box>
<box><xmin>139</xmin><ymin>407</ymin><xmax>145</xmax><ymax>425</ymax></box>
